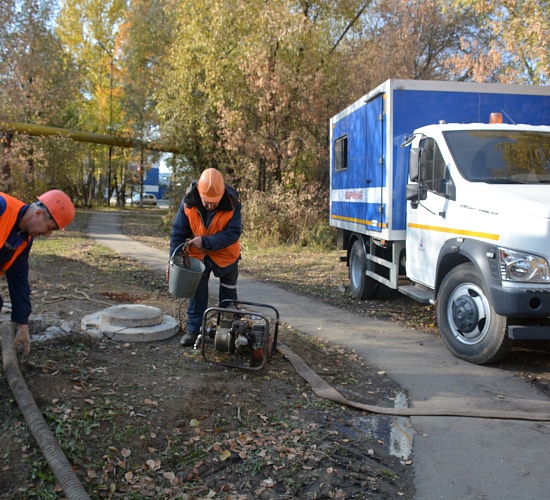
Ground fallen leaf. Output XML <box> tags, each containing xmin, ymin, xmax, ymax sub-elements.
<box><xmin>219</xmin><ymin>450</ymin><xmax>231</xmax><ymax>461</ymax></box>
<box><xmin>146</xmin><ymin>459</ymin><xmax>161</xmax><ymax>471</ymax></box>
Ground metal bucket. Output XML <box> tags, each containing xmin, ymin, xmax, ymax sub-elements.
<box><xmin>168</xmin><ymin>244</ymin><xmax>205</xmax><ymax>299</ymax></box>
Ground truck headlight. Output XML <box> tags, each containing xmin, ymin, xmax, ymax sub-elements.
<box><xmin>499</xmin><ymin>248</ymin><xmax>550</xmax><ymax>283</ymax></box>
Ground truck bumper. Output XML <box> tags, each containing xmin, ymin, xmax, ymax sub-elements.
<box><xmin>507</xmin><ymin>325</ymin><xmax>550</xmax><ymax>340</ymax></box>
<box><xmin>490</xmin><ymin>285</ymin><xmax>550</xmax><ymax>317</ymax></box>
<box><xmin>490</xmin><ymin>285</ymin><xmax>550</xmax><ymax>340</ymax></box>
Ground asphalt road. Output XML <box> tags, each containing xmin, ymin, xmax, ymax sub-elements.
<box><xmin>89</xmin><ymin>211</ymin><xmax>550</xmax><ymax>500</ymax></box>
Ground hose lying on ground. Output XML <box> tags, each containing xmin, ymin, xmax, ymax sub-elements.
<box><xmin>1</xmin><ymin>321</ymin><xmax>91</xmax><ymax>499</ymax></box>
<box><xmin>277</xmin><ymin>342</ymin><xmax>550</xmax><ymax>422</ymax></box>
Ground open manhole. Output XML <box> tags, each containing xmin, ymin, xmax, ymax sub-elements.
<box><xmin>81</xmin><ymin>304</ymin><xmax>179</xmax><ymax>342</ymax></box>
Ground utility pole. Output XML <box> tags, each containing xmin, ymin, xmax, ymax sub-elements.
<box><xmin>97</xmin><ymin>41</ymin><xmax>114</xmax><ymax>205</ymax></box>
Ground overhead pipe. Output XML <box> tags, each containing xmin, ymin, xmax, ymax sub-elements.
<box><xmin>0</xmin><ymin>119</ymin><xmax>181</xmax><ymax>154</ymax></box>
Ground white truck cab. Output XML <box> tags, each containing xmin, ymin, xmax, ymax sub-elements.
<box><xmin>405</xmin><ymin>122</ymin><xmax>550</xmax><ymax>363</ymax></box>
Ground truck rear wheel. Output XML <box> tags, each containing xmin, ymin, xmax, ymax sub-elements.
<box><xmin>436</xmin><ymin>263</ymin><xmax>513</xmax><ymax>364</ymax></box>
<box><xmin>349</xmin><ymin>240</ymin><xmax>377</xmax><ymax>300</ymax></box>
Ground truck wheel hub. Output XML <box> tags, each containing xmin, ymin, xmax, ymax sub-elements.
<box><xmin>452</xmin><ymin>296</ymin><xmax>479</xmax><ymax>333</ymax></box>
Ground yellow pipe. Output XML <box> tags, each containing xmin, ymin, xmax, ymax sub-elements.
<box><xmin>0</xmin><ymin>119</ymin><xmax>181</xmax><ymax>154</ymax></box>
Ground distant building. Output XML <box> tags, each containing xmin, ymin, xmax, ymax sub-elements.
<box><xmin>126</xmin><ymin>153</ymin><xmax>171</xmax><ymax>200</ymax></box>
<box><xmin>143</xmin><ymin>166</ymin><xmax>160</xmax><ymax>198</ymax></box>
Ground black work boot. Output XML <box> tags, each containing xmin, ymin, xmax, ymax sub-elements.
<box><xmin>180</xmin><ymin>331</ymin><xmax>199</xmax><ymax>347</ymax></box>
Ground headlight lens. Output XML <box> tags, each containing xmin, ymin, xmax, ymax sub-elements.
<box><xmin>499</xmin><ymin>248</ymin><xmax>550</xmax><ymax>283</ymax></box>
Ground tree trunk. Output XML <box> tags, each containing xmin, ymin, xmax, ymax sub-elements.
<box><xmin>2</xmin><ymin>132</ymin><xmax>13</xmax><ymax>191</ymax></box>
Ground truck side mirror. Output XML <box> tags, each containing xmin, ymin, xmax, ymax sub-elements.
<box><xmin>409</xmin><ymin>148</ymin><xmax>422</xmax><ymax>182</ymax></box>
<box><xmin>406</xmin><ymin>183</ymin><xmax>427</xmax><ymax>207</ymax></box>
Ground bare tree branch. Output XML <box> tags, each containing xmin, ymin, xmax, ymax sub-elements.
<box><xmin>330</xmin><ymin>1</ymin><xmax>372</xmax><ymax>54</ymax></box>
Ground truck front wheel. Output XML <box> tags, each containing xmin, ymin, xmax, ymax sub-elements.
<box><xmin>349</xmin><ymin>240</ymin><xmax>377</xmax><ymax>300</ymax></box>
<box><xmin>436</xmin><ymin>263</ymin><xmax>513</xmax><ymax>364</ymax></box>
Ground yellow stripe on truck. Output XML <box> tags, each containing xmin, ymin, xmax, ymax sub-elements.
<box><xmin>331</xmin><ymin>214</ymin><xmax>387</xmax><ymax>228</ymax></box>
<box><xmin>407</xmin><ymin>222</ymin><xmax>500</xmax><ymax>241</ymax></box>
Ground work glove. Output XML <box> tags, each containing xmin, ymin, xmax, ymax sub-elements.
<box><xmin>12</xmin><ymin>323</ymin><xmax>30</xmax><ymax>362</ymax></box>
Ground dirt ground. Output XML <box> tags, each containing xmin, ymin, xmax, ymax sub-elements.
<box><xmin>0</xmin><ymin>211</ymin><xmax>415</xmax><ymax>499</ymax></box>
<box><xmin>2</xmin><ymin>208</ymin><xmax>550</xmax><ymax>499</ymax></box>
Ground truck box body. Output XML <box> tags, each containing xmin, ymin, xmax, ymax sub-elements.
<box><xmin>330</xmin><ymin>79</ymin><xmax>550</xmax><ymax>241</ymax></box>
<box><xmin>330</xmin><ymin>79</ymin><xmax>550</xmax><ymax>364</ymax></box>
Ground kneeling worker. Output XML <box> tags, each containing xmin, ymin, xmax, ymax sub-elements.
<box><xmin>0</xmin><ymin>190</ymin><xmax>76</xmax><ymax>359</ymax></box>
<box><xmin>169</xmin><ymin>168</ymin><xmax>242</xmax><ymax>346</ymax></box>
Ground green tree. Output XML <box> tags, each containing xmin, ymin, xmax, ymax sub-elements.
<box><xmin>450</xmin><ymin>0</ymin><xmax>550</xmax><ymax>84</ymax></box>
<box><xmin>156</xmin><ymin>0</ymin><xmax>369</xmax><ymax>193</ymax></box>
<box><xmin>0</xmin><ymin>0</ymin><xmax>81</xmax><ymax>199</ymax></box>
<box><xmin>117</xmin><ymin>0</ymin><xmax>176</xmax><ymax>204</ymax></box>
<box><xmin>56</xmin><ymin>0</ymin><xmax>127</xmax><ymax>202</ymax></box>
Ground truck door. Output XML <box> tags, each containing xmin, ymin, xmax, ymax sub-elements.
<box><xmin>367</xmin><ymin>94</ymin><xmax>385</xmax><ymax>231</ymax></box>
<box><xmin>406</xmin><ymin>138</ymin><xmax>451</xmax><ymax>287</ymax></box>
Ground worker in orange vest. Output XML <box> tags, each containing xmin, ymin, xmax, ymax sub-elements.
<box><xmin>0</xmin><ymin>190</ymin><xmax>75</xmax><ymax>360</ymax></box>
<box><xmin>169</xmin><ymin>168</ymin><xmax>241</xmax><ymax>346</ymax></box>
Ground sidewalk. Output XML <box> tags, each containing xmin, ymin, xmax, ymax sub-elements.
<box><xmin>89</xmin><ymin>210</ymin><xmax>550</xmax><ymax>500</ymax></box>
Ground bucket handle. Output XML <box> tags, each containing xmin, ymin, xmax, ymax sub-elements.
<box><xmin>170</xmin><ymin>240</ymin><xmax>191</xmax><ymax>268</ymax></box>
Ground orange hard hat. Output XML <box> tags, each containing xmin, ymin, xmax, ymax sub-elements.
<box><xmin>197</xmin><ymin>168</ymin><xmax>225</xmax><ymax>203</ymax></box>
<box><xmin>37</xmin><ymin>190</ymin><xmax>75</xmax><ymax>229</ymax></box>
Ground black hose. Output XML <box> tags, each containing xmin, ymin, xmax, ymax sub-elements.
<box><xmin>1</xmin><ymin>321</ymin><xmax>91</xmax><ymax>499</ymax></box>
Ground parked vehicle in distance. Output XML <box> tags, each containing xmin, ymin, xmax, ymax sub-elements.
<box><xmin>126</xmin><ymin>193</ymin><xmax>157</xmax><ymax>206</ymax></box>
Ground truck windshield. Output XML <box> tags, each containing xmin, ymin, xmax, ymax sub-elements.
<box><xmin>444</xmin><ymin>130</ymin><xmax>550</xmax><ymax>184</ymax></box>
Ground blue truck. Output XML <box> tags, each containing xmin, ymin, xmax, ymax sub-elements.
<box><xmin>330</xmin><ymin>79</ymin><xmax>550</xmax><ymax>364</ymax></box>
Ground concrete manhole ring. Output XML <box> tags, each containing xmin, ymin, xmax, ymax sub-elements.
<box><xmin>82</xmin><ymin>303</ymin><xmax>180</xmax><ymax>343</ymax></box>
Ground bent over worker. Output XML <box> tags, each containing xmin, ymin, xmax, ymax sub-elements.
<box><xmin>0</xmin><ymin>190</ymin><xmax>75</xmax><ymax>360</ymax></box>
<box><xmin>169</xmin><ymin>168</ymin><xmax>241</xmax><ymax>346</ymax></box>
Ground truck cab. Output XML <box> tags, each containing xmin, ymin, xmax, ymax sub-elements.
<box><xmin>405</xmin><ymin>121</ymin><xmax>550</xmax><ymax>363</ymax></box>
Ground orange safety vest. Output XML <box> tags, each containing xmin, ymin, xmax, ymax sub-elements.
<box><xmin>184</xmin><ymin>204</ymin><xmax>240</xmax><ymax>268</ymax></box>
<box><xmin>0</xmin><ymin>193</ymin><xmax>30</xmax><ymax>273</ymax></box>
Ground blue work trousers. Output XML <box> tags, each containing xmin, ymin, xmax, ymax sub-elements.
<box><xmin>187</xmin><ymin>256</ymin><xmax>238</xmax><ymax>333</ymax></box>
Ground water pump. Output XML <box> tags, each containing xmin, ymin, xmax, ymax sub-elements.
<box><xmin>198</xmin><ymin>300</ymin><xmax>279</xmax><ymax>370</ymax></box>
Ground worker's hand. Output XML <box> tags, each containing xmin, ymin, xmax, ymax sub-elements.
<box><xmin>189</xmin><ymin>236</ymin><xmax>203</xmax><ymax>249</ymax></box>
<box><xmin>12</xmin><ymin>324</ymin><xmax>30</xmax><ymax>362</ymax></box>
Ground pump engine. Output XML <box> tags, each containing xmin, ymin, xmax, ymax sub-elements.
<box><xmin>199</xmin><ymin>301</ymin><xmax>279</xmax><ymax>370</ymax></box>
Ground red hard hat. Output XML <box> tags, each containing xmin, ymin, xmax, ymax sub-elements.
<box><xmin>197</xmin><ymin>168</ymin><xmax>225</xmax><ymax>203</ymax></box>
<box><xmin>37</xmin><ymin>190</ymin><xmax>75</xmax><ymax>229</ymax></box>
